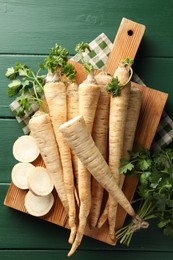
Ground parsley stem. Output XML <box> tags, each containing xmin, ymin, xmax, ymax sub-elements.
<box><xmin>116</xmin><ymin>199</ymin><xmax>155</xmax><ymax>246</ymax></box>
<box><xmin>31</xmin><ymin>71</ymin><xmax>44</xmax><ymax>92</ymax></box>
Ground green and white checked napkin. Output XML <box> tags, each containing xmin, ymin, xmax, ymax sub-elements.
<box><xmin>71</xmin><ymin>33</ymin><xmax>113</xmax><ymax>69</ymax></box>
<box><xmin>9</xmin><ymin>33</ymin><xmax>173</xmax><ymax>149</ymax></box>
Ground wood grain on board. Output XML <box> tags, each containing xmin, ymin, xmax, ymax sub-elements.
<box><xmin>4</xmin><ymin>18</ymin><xmax>168</xmax><ymax>245</ymax></box>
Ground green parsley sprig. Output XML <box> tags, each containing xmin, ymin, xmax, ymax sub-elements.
<box><xmin>120</xmin><ymin>57</ymin><xmax>134</xmax><ymax>66</ymax></box>
<box><xmin>6</xmin><ymin>62</ymin><xmax>46</xmax><ymax>116</ymax></box>
<box><xmin>106</xmin><ymin>77</ymin><xmax>122</xmax><ymax>97</ymax></box>
<box><xmin>44</xmin><ymin>43</ymin><xmax>77</xmax><ymax>82</ymax></box>
<box><xmin>75</xmin><ymin>42</ymin><xmax>94</xmax><ymax>74</ymax></box>
<box><xmin>117</xmin><ymin>146</ymin><xmax>173</xmax><ymax>245</ymax></box>
<box><xmin>60</xmin><ymin>62</ymin><xmax>77</xmax><ymax>82</ymax></box>
<box><xmin>44</xmin><ymin>43</ymin><xmax>69</xmax><ymax>73</ymax></box>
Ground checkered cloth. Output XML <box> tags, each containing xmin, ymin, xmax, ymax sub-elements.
<box><xmin>9</xmin><ymin>33</ymin><xmax>173</xmax><ymax>149</ymax></box>
<box><xmin>151</xmin><ymin>111</ymin><xmax>173</xmax><ymax>150</ymax></box>
<box><xmin>71</xmin><ymin>33</ymin><xmax>113</xmax><ymax>69</ymax></box>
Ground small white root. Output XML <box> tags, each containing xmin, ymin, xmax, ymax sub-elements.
<box><xmin>24</xmin><ymin>190</ymin><xmax>54</xmax><ymax>217</ymax></box>
<box><xmin>11</xmin><ymin>162</ymin><xmax>35</xmax><ymax>190</ymax></box>
<box><xmin>28</xmin><ymin>166</ymin><xmax>54</xmax><ymax>196</ymax></box>
<box><xmin>13</xmin><ymin>135</ymin><xmax>40</xmax><ymax>163</ymax></box>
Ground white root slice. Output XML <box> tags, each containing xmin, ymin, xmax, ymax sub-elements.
<box><xmin>24</xmin><ymin>190</ymin><xmax>54</xmax><ymax>217</ymax></box>
<box><xmin>11</xmin><ymin>162</ymin><xmax>35</xmax><ymax>190</ymax></box>
<box><xmin>13</xmin><ymin>135</ymin><xmax>40</xmax><ymax>163</ymax></box>
<box><xmin>28</xmin><ymin>166</ymin><xmax>54</xmax><ymax>196</ymax></box>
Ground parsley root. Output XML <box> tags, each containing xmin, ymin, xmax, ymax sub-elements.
<box><xmin>67</xmin><ymin>79</ymin><xmax>79</xmax><ymax>197</ymax></box>
<box><xmin>67</xmin><ymin>42</ymin><xmax>100</xmax><ymax>256</ymax></box>
<box><xmin>89</xmin><ymin>71</ymin><xmax>112</xmax><ymax>229</ymax></box>
<box><xmin>59</xmin><ymin>115</ymin><xmax>140</xmax><ymax>255</ymax></box>
<box><xmin>44</xmin><ymin>44</ymin><xmax>77</xmax><ymax>244</ymax></box>
<box><xmin>106</xmin><ymin>59</ymin><xmax>133</xmax><ymax>240</ymax></box>
<box><xmin>120</xmin><ymin>86</ymin><xmax>142</xmax><ymax>188</ymax></box>
<box><xmin>28</xmin><ymin>111</ymin><xmax>69</xmax><ymax>212</ymax></box>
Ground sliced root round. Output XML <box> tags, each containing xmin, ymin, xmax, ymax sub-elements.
<box><xmin>11</xmin><ymin>162</ymin><xmax>35</xmax><ymax>190</ymax></box>
<box><xmin>24</xmin><ymin>190</ymin><xmax>54</xmax><ymax>217</ymax></box>
<box><xmin>13</xmin><ymin>135</ymin><xmax>40</xmax><ymax>163</ymax></box>
<box><xmin>28</xmin><ymin>166</ymin><xmax>54</xmax><ymax>196</ymax></box>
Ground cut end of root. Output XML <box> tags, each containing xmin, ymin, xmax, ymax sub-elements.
<box><xmin>59</xmin><ymin>115</ymin><xmax>83</xmax><ymax>131</ymax></box>
<box><xmin>11</xmin><ymin>162</ymin><xmax>35</xmax><ymax>190</ymax></box>
<box><xmin>13</xmin><ymin>135</ymin><xmax>40</xmax><ymax>163</ymax></box>
<box><xmin>27</xmin><ymin>166</ymin><xmax>54</xmax><ymax>196</ymax></box>
<box><xmin>24</xmin><ymin>191</ymin><xmax>54</xmax><ymax>217</ymax></box>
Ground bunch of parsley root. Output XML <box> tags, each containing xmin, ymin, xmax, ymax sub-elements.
<box><xmin>5</xmin><ymin>46</ymin><xmax>173</xmax><ymax>246</ymax></box>
<box><xmin>117</xmin><ymin>145</ymin><xmax>173</xmax><ymax>245</ymax></box>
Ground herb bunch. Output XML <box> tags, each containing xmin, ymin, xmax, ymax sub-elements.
<box><xmin>6</xmin><ymin>62</ymin><xmax>45</xmax><ymax>116</ymax></box>
<box><xmin>6</xmin><ymin>44</ymin><xmax>77</xmax><ymax>116</ymax></box>
<box><xmin>118</xmin><ymin>146</ymin><xmax>173</xmax><ymax>244</ymax></box>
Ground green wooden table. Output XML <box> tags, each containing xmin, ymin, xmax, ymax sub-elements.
<box><xmin>0</xmin><ymin>0</ymin><xmax>173</xmax><ymax>259</ymax></box>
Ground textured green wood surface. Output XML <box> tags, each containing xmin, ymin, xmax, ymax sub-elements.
<box><xmin>0</xmin><ymin>251</ymin><xmax>173</xmax><ymax>260</ymax></box>
<box><xmin>0</xmin><ymin>250</ymin><xmax>172</xmax><ymax>260</ymax></box>
<box><xmin>0</xmin><ymin>0</ymin><xmax>173</xmax><ymax>57</ymax></box>
<box><xmin>0</xmin><ymin>0</ymin><xmax>173</xmax><ymax>259</ymax></box>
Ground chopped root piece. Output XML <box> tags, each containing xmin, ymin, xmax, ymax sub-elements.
<box><xmin>28</xmin><ymin>166</ymin><xmax>54</xmax><ymax>196</ymax></box>
<box><xmin>13</xmin><ymin>135</ymin><xmax>40</xmax><ymax>163</ymax></box>
<box><xmin>11</xmin><ymin>162</ymin><xmax>35</xmax><ymax>190</ymax></box>
<box><xmin>24</xmin><ymin>190</ymin><xmax>54</xmax><ymax>217</ymax></box>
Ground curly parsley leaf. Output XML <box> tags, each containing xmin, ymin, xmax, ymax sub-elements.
<box><xmin>44</xmin><ymin>44</ymin><xmax>69</xmax><ymax>73</ymax></box>
<box><xmin>60</xmin><ymin>63</ymin><xmax>77</xmax><ymax>81</ymax></box>
<box><xmin>106</xmin><ymin>77</ymin><xmax>122</xmax><ymax>97</ymax></box>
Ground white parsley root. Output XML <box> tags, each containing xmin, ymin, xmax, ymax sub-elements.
<box><xmin>27</xmin><ymin>166</ymin><xmax>54</xmax><ymax>196</ymax></box>
<box><xmin>13</xmin><ymin>135</ymin><xmax>40</xmax><ymax>163</ymax></box>
<box><xmin>24</xmin><ymin>190</ymin><xmax>54</xmax><ymax>217</ymax></box>
<box><xmin>11</xmin><ymin>162</ymin><xmax>35</xmax><ymax>190</ymax></box>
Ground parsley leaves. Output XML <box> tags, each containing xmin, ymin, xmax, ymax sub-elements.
<box><xmin>6</xmin><ymin>44</ymin><xmax>77</xmax><ymax>116</ymax></box>
<box><xmin>44</xmin><ymin>43</ymin><xmax>69</xmax><ymax>73</ymax></box>
<box><xmin>106</xmin><ymin>77</ymin><xmax>122</xmax><ymax>97</ymax></box>
<box><xmin>6</xmin><ymin>62</ymin><xmax>45</xmax><ymax>116</ymax></box>
<box><xmin>120</xmin><ymin>146</ymin><xmax>173</xmax><ymax>238</ymax></box>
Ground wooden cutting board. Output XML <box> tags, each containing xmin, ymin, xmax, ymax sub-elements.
<box><xmin>4</xmin><ymin>18</ymin><xmax>168</xmax><ymax>245</ymax></box>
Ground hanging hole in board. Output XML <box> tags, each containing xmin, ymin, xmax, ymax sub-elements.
<box><xmin>127</xmin><ymin>30</ymin><xmax>133</xmax><ymax>36</ymax></box>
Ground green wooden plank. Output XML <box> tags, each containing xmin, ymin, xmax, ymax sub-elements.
<box><xmin>0</xmin><ymin>250</ymin><xmax>173</xmax><ymax>260</ymax></box>
<box><xmin>0</xmin><ymin>0</ymin><xmax>173</xmax><ymax>57</ymax></box>
<box><xmin>0</xmin><ymin>119</ymin><xmax>23</xmax><ymax>182</ymax></box>
<box><xmin>1</xmin><ymin>185</ymin><xmax>173</xmax><ymax>251</ymax></box>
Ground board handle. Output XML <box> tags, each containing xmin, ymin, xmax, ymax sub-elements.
<box><xmin>105</xmin><ymin>17</ymin><xmax>146</xmax><ymax>74</ymax></box>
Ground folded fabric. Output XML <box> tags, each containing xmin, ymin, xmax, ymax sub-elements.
<box><xmin>9</xmin><ymin>33</ymin><xmax>173</xmax><ymax>149</ymax></box>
